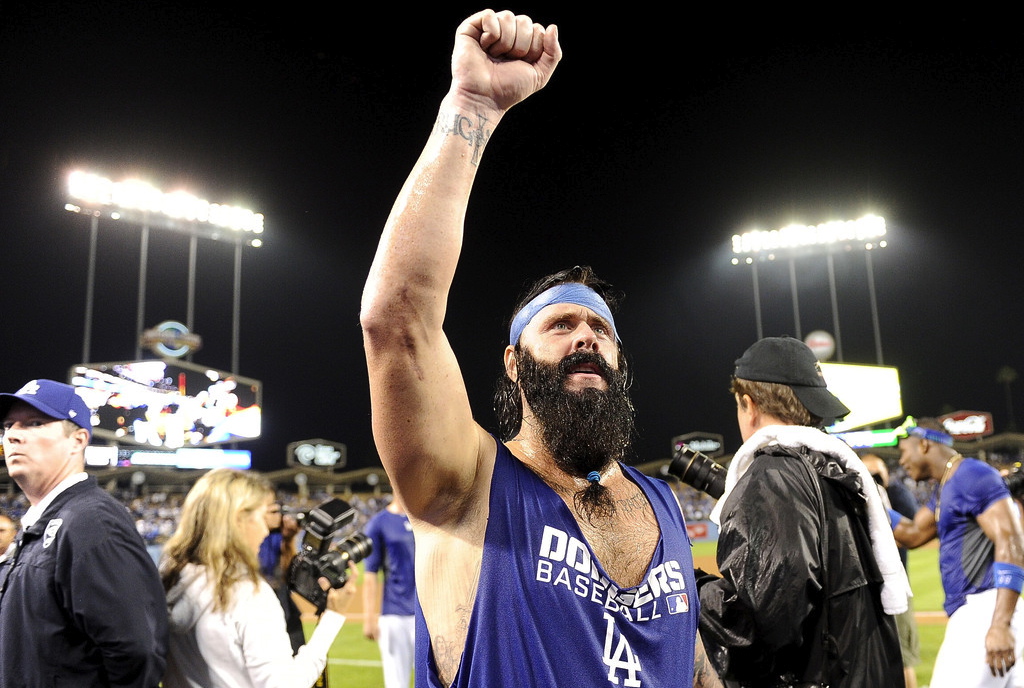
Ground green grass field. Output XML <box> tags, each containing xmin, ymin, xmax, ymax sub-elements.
<box><xmin>317</xmin><ymin>543</ymin><xmax>946</xmax><ymax>687</ymax></box>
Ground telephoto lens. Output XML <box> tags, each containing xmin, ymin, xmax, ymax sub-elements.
<box><xmin>316</xmin><ymin>533</ymin><xmax>374</xmax><ymax>589</ymax></box>
<box><xmin>667</xmin><ymin>444</ymin><xmax>726</xmax><ymax>499</ymax></box>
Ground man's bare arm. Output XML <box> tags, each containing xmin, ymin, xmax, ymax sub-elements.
<box><xmin>892</xmin><ymin>504</ymin><xmax>938</xmax><ymax>549</ymax></box>
<box><xmin>362</xmin><ymin>572</ymin><xmax>381</xmax><ymax>640</ymax></box>
<box><xmin>693</xmin><ymin>634</ymin><xmax>723</xmax><ymax>688</ymax></box>
<box><xmin>977</xmin><ymin>497</ymin><xmax>1024</xmax><ymax>677</ymax></box>
<box><xmin>359</xmin><ymin>10</ymin><xmax>561</xmax><ymax>522</ymax></box>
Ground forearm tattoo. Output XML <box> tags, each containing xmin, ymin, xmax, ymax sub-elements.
<box><xmin>694</xmin><ymin>636</ymin><xmax>724</xmax><ymax>688</ymax></box>
<box><xmin>435</xmin><ymin>110</ymin><xmax>492</xmax><ymax>166</ymax></box>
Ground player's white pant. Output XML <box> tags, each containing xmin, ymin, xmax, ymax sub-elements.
<box><xmin>930</xmin><ymin>588</ymin><xmax>1024</xmax><ymax>688</ymax></box>
<box><xmin>378</xmin><ymin>614</ymin><xmax>415</xmax><ymax>688</ymax></box>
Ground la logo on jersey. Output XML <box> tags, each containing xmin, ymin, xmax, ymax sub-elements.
<box><xmin>532</xmin><ymin>524</ymin><xmax>695</xmax><ymax>686</ymax></box>
<box><xmin>604</xmin><ymin>612</ymin><xmax>642</xmax><ymax>687</ymax></box>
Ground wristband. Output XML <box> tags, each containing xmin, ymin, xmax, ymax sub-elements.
<box><xmin>992</xmin><ymin>562</ymin><xmax>1024</xmax><ymax>594</ymax></box>
<box><xmin>888</xmin><ymin>508</ymin><xmax>902</xmax><ymax>531</ymax></box>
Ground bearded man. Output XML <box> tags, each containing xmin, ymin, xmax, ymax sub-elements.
<box><xmin>360</xmin><ymin>10</ymin><xmax>718</xmax><ymax>688</ymax></box>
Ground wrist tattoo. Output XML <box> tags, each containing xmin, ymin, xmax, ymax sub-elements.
<box><xmin>435</xmin><ymin>110</ymin><xmax>492</xmax><ymax>166</ymax></box>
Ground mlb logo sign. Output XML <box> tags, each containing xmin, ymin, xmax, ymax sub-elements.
<box><xmin>667</xmin><ymin>593</ymin><xmax>689</xmax><ymax>614</ymax></box>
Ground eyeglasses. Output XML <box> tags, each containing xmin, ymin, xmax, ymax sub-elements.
<box><xmin>0</xmin><ymin>418</ymin><xmax>65</xmax><ymax>439</ymax></box>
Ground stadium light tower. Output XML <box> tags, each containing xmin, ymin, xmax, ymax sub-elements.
<box><xmin>730</xmin><ymin>214</ymin><xmax>888</xmax><ymax>364</ymax></box>
<box><xmin>64</xmin><ymin>170</ymin><xmax>264</xmax><ymax>373</ymax></box>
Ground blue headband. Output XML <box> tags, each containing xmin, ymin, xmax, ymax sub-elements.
<box><xmin>509</xmin><ymin>283</ymin><xmax>618</xmax><ymax>346</ymax></box>
<box><xmin>907</xmin><ymin>425</ymin><xmax>954</xmax><ymax>446</ymax></box>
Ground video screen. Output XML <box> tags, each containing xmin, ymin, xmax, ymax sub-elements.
<box><xmin>821</xmin><ymin>362</ymin><xmax>902</xmax><ymax>433</ymax></box>
<box><xmin>84</xmin><ymin>445</ymin><xmax>252</xmax><ymax>469</ymax></box>
<box><xmin>69</xmin><ymin>359</ymin><xmax>262</xmax><ymax>448</ymax></box>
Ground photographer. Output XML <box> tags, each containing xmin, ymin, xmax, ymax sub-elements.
<box><xmin>697</xmin><ymin>337</ymin><xmax>907</xmax><ymax>687</ymax></box>
<box><xmin>161</xmin><ymin>469</ymin><xmax>356</xmax><ymax>688</ymax></box>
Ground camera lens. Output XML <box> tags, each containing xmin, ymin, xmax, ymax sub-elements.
<box><xmin>317</xmin><ymin>533</ymin><xmax>374</xmax><ymax>589</ymax></box>
<box><xmin>668</xmin><ymin>445</ymin><xmax>726</xmax><ymax>500</ymax></box>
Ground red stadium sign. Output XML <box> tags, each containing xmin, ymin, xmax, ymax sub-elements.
<box><xmin>687</xmin><ymin>523</ymin><xmax>709</xmax><ymax>540</ymax></box>
<box><xmin>938</xmin><ymin>410</ymin><xmax>994</xmax><ymax>440</ymax></box>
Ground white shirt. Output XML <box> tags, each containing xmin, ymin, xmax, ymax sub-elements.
<box><xmin>20</xmin><ymin>472</ymin><xmax>89</xmax><ymax>528</ymax></box>
<box><xmin>164</xmin><ymin>563</ymin><xmax>345</xmax><ymax>688</ymax></box>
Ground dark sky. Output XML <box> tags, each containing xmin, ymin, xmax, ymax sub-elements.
<box><xmin>2</xmin><ymin>4</ymin><xmax>1023</xmax><ymax>473</ymax></box>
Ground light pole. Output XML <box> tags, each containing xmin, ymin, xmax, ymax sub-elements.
<box><xmin>730</xmin><ymin>215</ymin><xmax>888</xmax><ymax>362</ymax></box>
<box><xmin>864</xmin><ymin>246</ymin><xmax>883</xmax><ymax>365</ymax></box>
<box><xmin>64</xmin><ymin>170</ymin><xmax>264</xmax><ymax>373</ymax></box>
<box><xmin>82</xmin><ymin>212</ymin><xmax>99</xmax><ymax>364</ymax></box>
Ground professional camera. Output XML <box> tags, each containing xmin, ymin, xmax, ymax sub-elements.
<box><xmin>667</xmin><ymin>443</ymin><xmax>726</xmax><ymax>500</ymax></box>
<box><xmin>1004</xmin><ymin>463</ymin><xmax>1024</xmax><ymax>501</ymax></box>
<box><xmin>287</xmin><ymin>497</ymin><xmax>373</xmax><ymax>613</ymax></box>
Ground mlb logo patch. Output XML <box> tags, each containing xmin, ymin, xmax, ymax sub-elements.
<box><xmin>666</xmin><ymin>593</ymin><xmax>689</xmax><ymax>614</ymax></box>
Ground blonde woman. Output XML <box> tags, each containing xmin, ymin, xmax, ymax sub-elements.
<box><xmin>161</xmin><ymin>468</ymin><xmax>355</xmax><ymax>688</ymax></box>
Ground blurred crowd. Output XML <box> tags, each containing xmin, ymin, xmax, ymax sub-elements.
<box><xmin>0</xmin><ymin>487</ymin><xmax>390</xmax><ymax>548</ymax></box>
<box><xmin>3</xmin><ymin>447</ymin><xmax>1021</xmax><ymax>547</ymax></box>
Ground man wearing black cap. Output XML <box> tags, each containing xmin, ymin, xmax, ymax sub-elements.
<box><xmin>696</xmin><ymin>336</ymin><xmax>908</xmax><ymax>687</ymax></box>
<box><xmin>0</xmin><ymin>379</ymin><xmax>168</xmax><ymax>688</ymax></box>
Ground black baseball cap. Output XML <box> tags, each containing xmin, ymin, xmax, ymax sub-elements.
<box><xmin>734</xmin><ymin>336</ymin><xmax>850</xmax><ymax>421</ymax></box>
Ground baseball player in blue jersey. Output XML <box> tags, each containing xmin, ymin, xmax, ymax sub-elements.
<box><xmin>893</xmin><ymin>417</ymin><xmax>1024</xmax><ymax>687</ymax></box>
<box><xmin>363</xmin><ymin>496</ymin><xmax>417</xmax><ymax>688</ymax></box>
<box><xmin>360</xmin><ymin>9</ymin><xmax>720</xmax><ymax>688</ymax></box>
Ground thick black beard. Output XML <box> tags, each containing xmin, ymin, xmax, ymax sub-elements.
<box><xmin>516</xmin><ymin>349</ymin><xmax>636</xmax><ymax>521</ymax></box>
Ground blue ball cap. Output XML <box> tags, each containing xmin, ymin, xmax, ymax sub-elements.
<box><xmin>0</xmin><ymin>379</ymin><xmax>93</xmax><ymax>438</ymax></box>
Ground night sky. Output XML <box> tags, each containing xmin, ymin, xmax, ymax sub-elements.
<box><xmin>3</xmin><ymin>4</ymin><xmax>1023</xmax><ymax>473</ymax></box>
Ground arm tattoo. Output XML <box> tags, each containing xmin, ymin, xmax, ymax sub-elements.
<box><xmin>694</xmin><ymin>635</ymin><xmax>724</xmax><ymax>688</ymax></box>
<box><xmin>435</xmin><ymin>110</ymin><xmax>492</xmax><ymax>166</ymax></box>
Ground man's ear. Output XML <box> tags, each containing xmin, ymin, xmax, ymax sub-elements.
<box><xmin>69</xmin><ymin>426</ymin><xmax>90</xmax><ymax>456</ymax></box>
<box><xmin>741</xmin><ymin>394</ymin><xmax>760</xmax><ymax>421</ymax></box>
<box><xmin>504</xmin><ymin>345</ymin><xmax>518</xmax><ymax>382</ymax></box>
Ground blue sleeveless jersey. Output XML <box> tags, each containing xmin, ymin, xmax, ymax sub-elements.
<box><xmin>415</xmin><ymin>442</ymin><xmax>698</xmax><ymax>687</ymax></box>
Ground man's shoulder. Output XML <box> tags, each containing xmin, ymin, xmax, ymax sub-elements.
<box><xmin>961</xmin><ymin>457</ymin><xmax>1002</xmax><ymax>480</ymax></box>
<box><xmin>43</xmin><ymin>481</ymin><xmax>138</xmax><ymax>540</ymax></box>
<box><xmin>954</xmin><ymin>458</ymin><xmax>1010</xmax><ymax>505</ymax></box>
<box><xmin>732</xmin><ymin>445</ymin><xmax>819</xmax><ymax>500</ymax></box>
<box><xmin>365</xmin><ymin>509</ymin><xmax>386</xmax><ymax>532</ymax></box>
<box><xmin>748</xmin><ymin>444</ymin><xmax>812</xmax><ymax>473</ymax></box>
<box><xmin>55</xmin><ymin>480</ymin><xmax>128</xmax><ymax>516</ymax></box>
<box><xmin>622</xmin><ymin>463</ymin><xmax>675</xmax><ymax>497</ymax></box>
